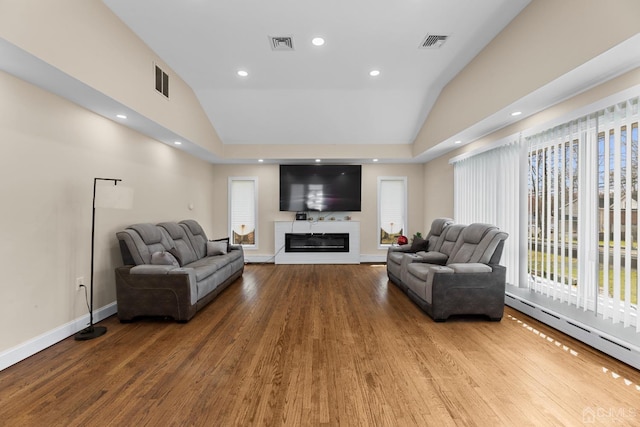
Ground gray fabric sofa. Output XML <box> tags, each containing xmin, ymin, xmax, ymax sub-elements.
<box><xmin>115</xmin><ymin>219</ymin><xmax>244</xmax><ymax>322</ymax></box>
<box><xmin>387</xmin><ymin>221</ymin><xmax>508</xmax><ymax>321</ymax></box>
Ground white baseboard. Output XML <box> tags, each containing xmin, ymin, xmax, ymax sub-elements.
<box><xmin>505</xmin><ymin>291</ymin><xmax>640</xmax><ymax>371</ymax></box>
<box><xmin>244</xmin><ymin>255</ymin><xmax>276</xmax><ymax>264</ymax></box>
<box><xmin>360</xmin><ymin>255</ymin><xmax>386</xmax><ymax>263</ymax></box>
<box><xmin>0</xmin><ymin>302</ymin><xmax>117</xmax><ymax>372</ymax></box>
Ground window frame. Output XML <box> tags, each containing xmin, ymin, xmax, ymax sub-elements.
<box><xmin>228</xmin><ymin>176</ymin><xmax>258</xmax><ymax>249</ymax></box>
<box><xmin>377</xmin><ymin>176</ymin><xmax>407</xmax><ymax>249</ymax></box>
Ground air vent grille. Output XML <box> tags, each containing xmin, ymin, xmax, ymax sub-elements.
<box><xmin>155</xmin><ymin>64</ymin><xmax>169</xmax><ymax>98</ymax></box>
<box><xmin>419</xmin><ymin>34</ymin><xmax>448</xmax><ymax>49</ymax></box>
<box><xmin>270</xmin><ymin>36</ymin><xmax>294</xmax><ymax>51</ymax></box>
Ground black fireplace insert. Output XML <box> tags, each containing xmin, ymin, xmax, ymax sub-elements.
<box><xmin>285</xmin><ymin>233</ymin><xmax>349</xmax><ymax>252</ymax></box>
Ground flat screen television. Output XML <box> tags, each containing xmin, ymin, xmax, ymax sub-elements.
<box><xmin>279</xmin><ymin>164</ymin><xmax>362</xmax><ymax>212</ymax></box>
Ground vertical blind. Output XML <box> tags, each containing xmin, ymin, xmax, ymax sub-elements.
<box><xmin>452</xmin><ymin>139</ymin><xmax>524</xmax><ymax>287</ymax></box>
<box><xmin>527</xmin><ymin>96</ymin><xmax>638</xmax><ymax>331</ymax></box>
<box><xmin>453</xmin><ymin>93</ymin><xmax>639</xmax><ymax>333</ymax></box>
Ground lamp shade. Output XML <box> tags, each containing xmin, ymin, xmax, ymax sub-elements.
<box><xmin>95</xmin><ymin>185</ymin><xmax>134</xmax><ymax>210</ymax></box>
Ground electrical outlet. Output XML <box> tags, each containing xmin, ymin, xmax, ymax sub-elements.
<box><xmin>76</xmin><ymin>277</ymin><xmax>84</xmax><ymax>291</ymax></box>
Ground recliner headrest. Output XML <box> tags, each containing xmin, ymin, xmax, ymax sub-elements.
<box><xmin>430</xmin><ymin>217</ymin><xmax>453</xmax><ymax>236</ymax></box>
<box><xmin>128</xmin><ymin>223</ymin><xmax>163</xmax><ymax>244</ymax></box>
<box><xmin>180</xmin><ymin>219</ymin><xmax>206</xmax><ymax>238</ymax></box>
<box><xmin>444</xmin><ymin>224</ymin><xmax>465</xmax><ymax>242</ymax></box>
<box><xmin>158</xmin><ymin>222</ymin><xmax>186</xmax><ymax>239</ymax></box>
<box><xmin>460</xmin><ymin>223</ymin><xmax>497</xmax><ymax>244</ymax></box>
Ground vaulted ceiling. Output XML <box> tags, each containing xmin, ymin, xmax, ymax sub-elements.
<box><xmin>102</xmin><ymin>0</ymin><xmax>531</xmax><ymax>147</ymax></box>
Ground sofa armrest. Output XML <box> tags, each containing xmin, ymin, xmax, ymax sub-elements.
<box><xmin>115</xmin><ymin>266</ymin><xmax>198</xmax><ymax>321</ymax></box>
<box><xmin>415</xmin><ymin>251</ymin><xmax>448</xmax><ymax>265</ymax></box>
<box><xmin>389</xmin><ymin>244</ymin><xmax>413</xmax><ymax>253</ymax></box>
<box><xmin>429</xmin><ymin>264</ymin><xmax>507</xmax><ymax>321</ymax></box>
<box><xmin>447</xmin><ymin>263</ymin><xmax>492</xmax><ymax>274</ymax></box>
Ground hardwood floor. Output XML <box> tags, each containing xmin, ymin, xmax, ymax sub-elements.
<box><xmin>1</xmin><ymin>264</ymin><xmax>639</xmax><ymax>426</ymax></box>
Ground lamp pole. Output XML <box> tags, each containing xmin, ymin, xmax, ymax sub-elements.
<box><xmin>75</xmin><ymin>177</ymin><xmax>121</xmax><ymax>340</ymax></box>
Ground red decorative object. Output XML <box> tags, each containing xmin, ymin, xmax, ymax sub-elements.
<box><xmin>397</xmin><ymin>235</ymin><xmax>408</xmax><ymax>245</ymax></box>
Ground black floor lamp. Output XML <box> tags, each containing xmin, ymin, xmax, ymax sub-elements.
<box><xmin>75</xmin><ymin>177</ymin><xmax>132</xmax><ymax>341</ymax></box>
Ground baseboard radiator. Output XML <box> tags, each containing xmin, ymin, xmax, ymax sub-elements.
<box><xmin>505</xmin><ymin>292</ymin><xmax>640</xmax><ymax>371</ymax></box>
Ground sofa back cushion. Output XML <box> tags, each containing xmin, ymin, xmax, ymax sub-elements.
<box><xmin>116</xmin><ymin>223</ymin><xmax>175</xmax><ymax>265</ymax></box>
<box><xmin>426</xmin><ymin>217</ymin><xmax>453</xmax><ymax>252</ymax></box>
<box><xmin>179</xmin><ymin>219</ymin><xmax>209</xmax><ymax>259</ymax></box>
<box><xmin>158</xmin><ymin>222</ymin><xmax>199</xmax><ymax>265</ymax></box>
<box><xmin>438</xmin><ymin>224</ymin><xmax>466</xmax><ymax>257</ymax></box>
<box><xmin>447</xmin><ymin>223</ymin><xmax>498</xmax><ymax>264</ymax></box>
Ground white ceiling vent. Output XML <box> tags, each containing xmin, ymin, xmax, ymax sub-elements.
<box><xmin>270</xmin><ymin>36</ymin><xmax>294</xmax><ymax>51</ymax></box>
<box><xmin>419</xmin><ymin>34</ymin><xmax>448</xmax><ymax>49</ymax></box>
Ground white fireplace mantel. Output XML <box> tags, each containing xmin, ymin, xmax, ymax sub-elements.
<box><xmin>274</xmin><ymin>220</ymin><xmax>360</xmax><ymax>264</ymax></box>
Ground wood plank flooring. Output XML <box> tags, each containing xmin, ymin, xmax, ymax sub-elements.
<box><xmin>1</xmin><ymin>264</ymin><xmax>639</xmax><ymax>426</ymax></box>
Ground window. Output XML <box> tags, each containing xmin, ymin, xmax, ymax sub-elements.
<box><xmin>526</xmin><ymin>96</ymin><xmax>639</xmax><ymax>330</ymax></box>
<box><xmin>229</xmin><ymin>177</ymin><xmax>257</xmax><ymax>248</ymax></box>
<box><xmin>378</xmin><ymin>177</ymin><xmax>406</xmax><ymax>246</ymax></box>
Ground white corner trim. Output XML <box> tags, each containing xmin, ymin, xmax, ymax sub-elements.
<box><xmin>0</xmin><ymin>302</ymin><xmax>117</xmax><ymax>372</ymax></box>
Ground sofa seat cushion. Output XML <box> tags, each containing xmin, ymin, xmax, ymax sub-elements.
<box><xmin>407</xmin><ymin>264</ymin><xmax>455</xmax><ymax>304</ymax></box>
<box><xmin>406</xmin><ymin>262</ymin><xmax>434</xmax><ymax>281</ymax></box>
<box><xmin>185</xmin><ymin>257</ymin><xmax>227</xmax><ymax>281</ymax></box>
<box><xmin>184</xmin><ymin>249</ymin><xmax>244</xmax><ymax>281</ymax></box>
<box><xmin>388</xmin><ymin>251</ymin><xmax>405</xmax><ymax>265</ymax></box>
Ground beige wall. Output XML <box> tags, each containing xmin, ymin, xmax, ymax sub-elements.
<box><xmin>422</xmin><ymin>160</ymin><xmax>455</xmax><ymax>231</ymax></box>
<box><xmin>210</xmin><ymin>163</ymin><xmax>425</xmax><ymax>258</ymax></box>
<box><xmin>0</xmin><ymin>70</ymin><xmax>218</xmax><ymax>352</ymax></box>
<box><xmin>0</xmin><ymin>0</ymin><xmax>224</xmax><ymax>157</ymax></box>
<box><xmin>414</xmin><ymin>0</ymin><xmax>640</xmax><ymax>155</ymax></box>
<box><xmin>422</xmin><ymin>67</ymin><xmax>640</xmax><ymax>229</ymax></box>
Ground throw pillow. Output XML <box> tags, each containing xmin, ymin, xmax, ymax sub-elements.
<box><xmin>150</xmin><ymin>251</ymin><xmax>179</xmax><ymax>267</ymax></box>
<box><xmin>167</xmin><ymin>247</ymin><xmax>183</xmax><ymax>266</ymax></box>
<box><xmin>211</xmin><ymin>236</ymin><xmax>231</xmax><ymax>251</ymax></box>
<box><xmin>207</xmin><ymin>240</ymin><xmax>228</xmax><ymax>256</ymax></box>
<box><xmin>410</xmin><ymin>236</ymin><xmax>428</xmax><ymax>253</ymax></box>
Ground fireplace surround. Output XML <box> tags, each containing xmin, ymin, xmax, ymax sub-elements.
<box><xmin>274</xmin><ymin>221</ymin><xmax>360</xmax><ymax>264</ymax></box>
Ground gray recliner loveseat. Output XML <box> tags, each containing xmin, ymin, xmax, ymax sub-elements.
<box><xmin>388</xmin><ymin>221</ymin><xmax>508</xmax><ymax>321</ymax></box>
<box><xmin>115</xmin><ymin>219</ymin><xmax>244</xmax><ymax>322</ymax></box>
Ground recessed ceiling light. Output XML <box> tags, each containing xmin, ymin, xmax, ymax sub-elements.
<box><xmin>174</xmin><ymin>141</ymin><xmax>182</xmax><ymax>145</ymax></box>
<box><xmin>373</xmin><ymin>159</ymin><xmax>379</xmax><ymax>162</ymax></box>
<box><xmin>315</xmin><ymin>159</ymin><xmax>321</xmax><ymax>163</ymax></box>
<box><xmin>454</xmin><ymin>140</ymin><xmax>462</xmax><ymax>144</ymax></box>
<box><xmin>312</xmin><ymin>37</ymin><xmax>325</xmax><ymax>46</ymax></box>
<box><xmin>369</xmin><ymin>70</ymin><xmax>380</xmax><ymax>77</ymax></box>
<box><xmin>237</xmin><ymin>70</ymin><xmax>248</xmax><ymax>77</ymax></box>
<box><xmin>258</xmin><ymin>159</ymin><xmax>264</xmax><ymax>162</ymax></box>
<box><xmin>511</xmin><ymin>111</ymin><xmax>522</xmax><ymax>116</ymax></box>
<box><xmin>116</xmin><ymin>114</ymin><xmax>127</xmax><ymax>119</ymax></box>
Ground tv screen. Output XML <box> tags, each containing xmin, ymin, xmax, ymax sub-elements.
<box><xmin>280</xmin><ymin>164</ymin><xmax>362</xmax><ymax>212</ymax></box>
